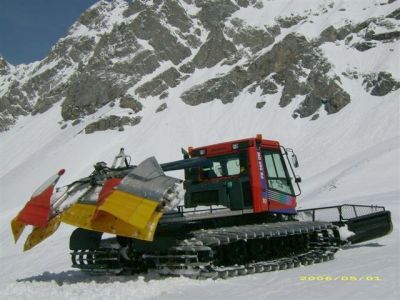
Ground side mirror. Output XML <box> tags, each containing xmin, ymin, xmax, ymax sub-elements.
<box><xmin>181</xmin><ymin>147</ymin><xmax>189</xmax><ymax>159</ymax></box>
<box><xmin>292</xmin><ymin>154</ymin><xmax>299</xmax><ymax>168</ymax></box>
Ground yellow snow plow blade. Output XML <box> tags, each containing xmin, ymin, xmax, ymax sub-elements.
<box><xmin>97</xmin><ymin>190</ymin><xmax>160</xmax><ymax>230</ymax></box>
<box><xmin>23</xmin><ymin>215</ymin><xmax>61</xmax><ymax>251</ymax></box>
<box><xmin>61</xmin><ymin>203</ymin><xmax>96</xmax><ymax>230</ymax></box>
<box><xmin>12</xmin><ymin>156</ymin><xmax>181</xmax><ymax>252</ymax></box>
<box><xmin>61</xmin><ymin>198</ymin><xmax>162</xmax><ymax>241</ymax></box>
<box><xmin>93</xmin><ymin>207</ymin><xmax>162</xmax><ymax>241</ymax></box>
<box><xmin>11</xmin><ymin>216</ymin><xmax>26</xmax><ymax>243</ymax></box>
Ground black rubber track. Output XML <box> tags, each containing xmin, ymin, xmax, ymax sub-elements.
<box><xmin>71</xmin><ymin>221</ymin><xmax>341</xmax><ymax>279</ymax></box>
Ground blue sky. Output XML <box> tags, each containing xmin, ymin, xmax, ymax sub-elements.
<box><xmin>0</xmin><ymin>0</ymin><xmax>99</xmax><ymax>65</ymax></box>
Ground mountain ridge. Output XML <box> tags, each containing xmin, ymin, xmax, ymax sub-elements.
<box><xmin>0</xmin><ymin>0</ymin><xmax>399</xmax><ymax>133</ymax></box>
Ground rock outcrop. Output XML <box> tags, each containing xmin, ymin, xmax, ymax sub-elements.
<box><xmin>181</xmin><ymin>33</ymin><xmax>351</xmax><ymax>117</ymax></box>
<box><xmin>363</xmin><ymin>72</ymin><xmax>400</xmax><ymax>96</ymax></box>
<box><xmin>85</xmin><ymin>115</ymin><xmax>141</xmax><ymax>134</ymax></box>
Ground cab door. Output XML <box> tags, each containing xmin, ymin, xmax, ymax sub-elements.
<box><xmin>262</xmin><ymin>149</ymin><xmax>297</xmax><ymax>213</ymax></box>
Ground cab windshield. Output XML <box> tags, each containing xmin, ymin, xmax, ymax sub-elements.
<box><xmin>201</xmin><ymin>153</ymin><xmax>247</xmax><ymax>179</ymax></box>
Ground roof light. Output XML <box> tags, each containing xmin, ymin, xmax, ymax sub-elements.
<box><xmin>232</xmin><ymin>143</ymin><xmax>239</xmax><ymax>150</ymax></box>
<box><xmin>256</xmin><ymin>134</ymin><xmax>263</xmax><ymax>142</ymax></box>
<box><xmin>199</xmin><ymin>149</ymin><xmax>206</xmax><ymax>155</ymax></box>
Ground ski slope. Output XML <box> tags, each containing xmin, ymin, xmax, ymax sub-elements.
<box><xmin>0</xmin><ymin>78</ymin><xmax>399</xmax><ymax>299</ymax></box>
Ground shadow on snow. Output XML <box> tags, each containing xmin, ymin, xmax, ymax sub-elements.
<box><xmin>17</xmin><ymin>270</ymin><xmax>167</xmax><ymax>285</ymax></box>
<box><xmin>343</xmin><ymin>242</ymin><xmax>385</xmax><ymax>249</ymax></box>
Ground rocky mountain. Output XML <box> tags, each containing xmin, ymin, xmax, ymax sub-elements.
<box><xmin>0</xmin><ymin>0</ymin><xmax>399</xmax><ymax>133</ymax></box>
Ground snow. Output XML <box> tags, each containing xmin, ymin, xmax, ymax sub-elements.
<box><xmin>320</xmin><ymin>39</ymin><xmax>400</xmax><ymax>77</ymax></box>
<box><xmin>338</xmin><ymin>224</ymin><xmax>355</xmax><ymax>241</ymax></box>
<box><xmin>0</xmin><ymin>0</ymin><xmax>399</xmax><ymax>299</ymax></box>
<box><xmin>232</xmin><ymin>0</ymin><xmax>398</xmax><ymax>39</ymax></box>
<box><xmin>180</xmin><ymin>0</ymin><xmax>201</xmax><ymax>16</ymax></box>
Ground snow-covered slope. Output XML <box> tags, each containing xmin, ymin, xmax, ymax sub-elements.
<box><xmin>0</xmin><ymin>78</ymin><xmax>399</xmax><ymax>300</ymax></box>
<box><xmin>0</xmin><ymin>0</ymin><xmax>399</xmax><ymax>299</ymax></box>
